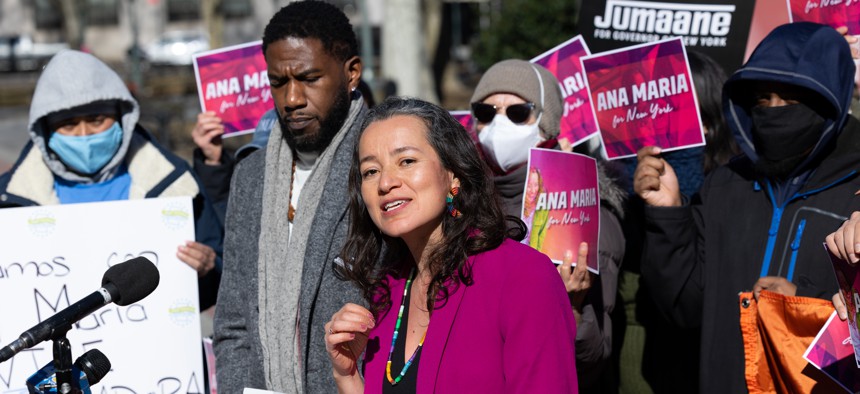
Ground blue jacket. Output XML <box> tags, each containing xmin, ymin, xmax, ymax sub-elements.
<box><xmin>642</xmin><ymin>23</ymin><xmax>860</xmax><ymax>394</ymax></box>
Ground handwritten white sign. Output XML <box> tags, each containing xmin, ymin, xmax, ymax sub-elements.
<box><xmin>0</xmin><ymin>197</ymin><xmax>203</xmax><ymax>393</ymax></box>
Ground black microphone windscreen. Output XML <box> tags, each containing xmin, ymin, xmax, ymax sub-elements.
<box><xmin>74</xmin><ymin>349</ymin><xmax>111</xmax><ymax>385</ymax></box>
<box><xmin>101</xmin><ymin>257</ymin><xmax>160</xmax><ymax>306</ymax></box>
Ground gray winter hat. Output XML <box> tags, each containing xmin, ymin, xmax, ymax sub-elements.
<box><xmin>470</xmin><ymin>59</ymin><xmax>563</xmax><ymax>139</ymax></box>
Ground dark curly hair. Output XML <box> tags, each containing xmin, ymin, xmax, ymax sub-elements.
<box><xmin>337</xmin><ymin>97</ymin><xmax>525</xmax><ymax>318</ymax></box>
<box><xmin>262</xmin><ymin>1</ymin><xmax>358</xmax><ymax>62</ymax></box>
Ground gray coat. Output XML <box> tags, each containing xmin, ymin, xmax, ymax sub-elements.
<box><xmin>213</xmin><ymin>120</ymin><xmax>363</xmax><ymax>393</ymax></box>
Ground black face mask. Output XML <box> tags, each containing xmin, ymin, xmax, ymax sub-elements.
<box><xmin>751</xmin><ymin>103</ymin><xmax>825</xmax><ymax>179</ymax></box>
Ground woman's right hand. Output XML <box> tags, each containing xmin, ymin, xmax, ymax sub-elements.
<box><xmin>325</xmin><ymin>303</ymin><xmax>375</xmax><ymax>380</ymax></box>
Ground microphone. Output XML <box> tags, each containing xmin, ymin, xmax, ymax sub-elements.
<box><xmin>0</xmin><ymin>257</ymin><xmax>159</xmax><ymax>363</ymax></box>
<box><xmin>26</xmin><ymin>349</ymin><xmax>112</xmax><ymax>394</ymax></box>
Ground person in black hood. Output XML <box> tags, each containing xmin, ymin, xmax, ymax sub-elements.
<box><xmin>633</xmin><ymin>22</ymin><xmax>860</xmax><ymax>393</ymax></box>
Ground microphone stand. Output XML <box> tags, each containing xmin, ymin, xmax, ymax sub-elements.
<box><xmin>51</xmin><ymin>326</ymin><xmax>81</xmax><ymax>394</ymax></box>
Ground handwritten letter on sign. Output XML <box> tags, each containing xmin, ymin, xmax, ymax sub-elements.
<box><xmin>0</xmin><ymin>197</ymin><xmax>203</xmax><ymax>393</ymax></box>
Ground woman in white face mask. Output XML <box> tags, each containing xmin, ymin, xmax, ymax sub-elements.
<box><xmin>473</xmin><ymin>65</ymin><xmax>548</xmax><ymax>170</ymax></box>
<box><xmin>470</xmin><ymin>58</ymin><xmax>628</xmax><ymax>393</ymax></box>
<box><xmin>470</xmin><ymin>59</ymin><xmax>563</xmax><ymax>218</ymax></box>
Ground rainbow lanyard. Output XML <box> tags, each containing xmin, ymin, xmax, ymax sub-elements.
<box><xmin>385</xmin><ymin>267</ymin><xmax>427</xmax><ymax>385</ymax></box>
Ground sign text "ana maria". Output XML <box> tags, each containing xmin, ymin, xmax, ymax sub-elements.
<box><xmin>205</xmin><ymin>71</ymin><xmax>270</xmax><ymax>100</ymax></box>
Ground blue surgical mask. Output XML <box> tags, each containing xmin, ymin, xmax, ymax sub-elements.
<box><xmin>48</xmin><ymin>122</ymin><xmax>123</xmax><ymax>174</ymax></box>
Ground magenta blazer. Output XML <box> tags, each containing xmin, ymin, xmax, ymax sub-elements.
<box><xmin>362</xmin><ymin>239</ymin><xmax>579</xmax><ymax>393</ymax></box>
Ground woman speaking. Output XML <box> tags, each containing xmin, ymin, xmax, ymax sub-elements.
<box><xmin>324</xmin><ymin>97</ymin><xmax>578</xmax><ymax>393</ymax></box>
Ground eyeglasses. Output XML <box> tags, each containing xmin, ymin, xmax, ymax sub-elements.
<box><xmin>470</xmin><ymin>102</ymin><xmax>535</xmax><ymax>124</ymax></box>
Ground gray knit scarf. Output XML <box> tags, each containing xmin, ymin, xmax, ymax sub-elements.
<box><xmin>257</xmin><ymin>97</ymin><xmax>364</xmax><ymax>393</ymax></box>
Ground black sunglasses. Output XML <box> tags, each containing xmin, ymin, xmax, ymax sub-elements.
<box><xmin>471</xmin><ymin>102</ymin><xmax>535</xmax><ymax>124</ymax></box>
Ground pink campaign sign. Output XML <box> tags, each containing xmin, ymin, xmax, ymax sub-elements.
<box><xmin>192</xmin><ymin>41</ymin><xmax>271</xmax><ymax>137</ymax></box>
<box><xmin>449</xmin><ymin>110</ymin><xmax>476</xmax><ymax>142</ymax></box>
<box><xmin>787</xmin><ymin>0</ymin><xmax>860</xmax><ymax>34</ymax></box>
<box><xmin>804</xmin><ymin>312</ymin><xmax>860</xmax><ymax>393</ymax></box>
<box><xmin>522</xmin><ymin>149</ymin><xmax>600</xmax><ymax>274</ymax></box>
<box><xmin>581</xmin><ymin>37</ymin><xmax>705</xmax><ymax>160</ymax></box>
<box><xmin>829</xmin><ymin>244</ymin><xmax>860</xmax><ymax>369</ymax></box>
<box><xmin>531</xmin><ymin>35</ymin><xmax>599</xmax><ymax>149</ymax></box>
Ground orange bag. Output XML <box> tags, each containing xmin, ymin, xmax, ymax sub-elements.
<box><xmin>739</xmin><ymin>290</ymin><xmax>847</xmax><ymax>393</ymax></box>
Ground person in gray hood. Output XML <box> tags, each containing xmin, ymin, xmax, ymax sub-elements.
<box><xmin>0</xmin><ymin>49</ymin><xmax>223</xmax><ymax>310</ymax></box>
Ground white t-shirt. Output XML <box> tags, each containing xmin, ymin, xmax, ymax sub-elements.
<box><xmin>289</xmin><ymin>149</ymin><xmax>320</xmax><ymax>236</ymax></box>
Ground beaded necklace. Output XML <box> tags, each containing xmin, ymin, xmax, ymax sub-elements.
<box><xmin>288</xmin><ymin>158</ymin><xmax>296</xmax><ymax>222</ymax></box>
<box><xmin>386</xmin><ymin>267</ymin><xmax>426</xmax><ymax>385</ymax></box>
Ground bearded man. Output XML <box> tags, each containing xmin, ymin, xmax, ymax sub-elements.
<box><xmin>213</xmin><ymin>2</ymin><xmax>367</xmax><ymax>393</ymax></box>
